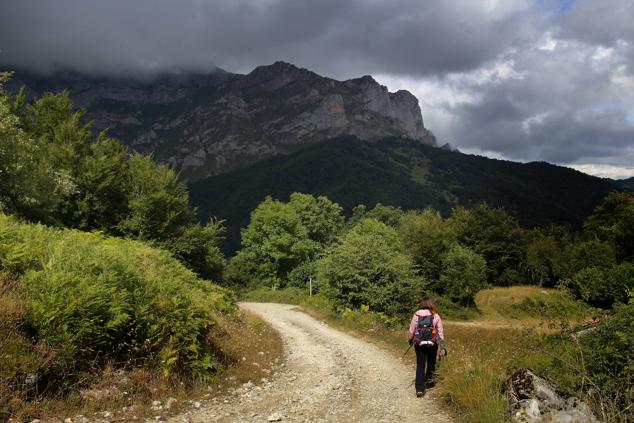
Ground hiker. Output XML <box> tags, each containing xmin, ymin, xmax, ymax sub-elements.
<box><xmin>407</xmin><ymin>297</ymin><xmax>446</xmax><ymax>397</ymax></box>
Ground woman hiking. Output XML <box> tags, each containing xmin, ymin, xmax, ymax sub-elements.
<box><xmin>407</xmin><ymin>297</ymin><xmax>446</xmax><ymax>397</ymax></box>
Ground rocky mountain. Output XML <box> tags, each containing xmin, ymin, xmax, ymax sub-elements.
<box><xmin>189</xmin><ymin>136</ymin><xmax>625</xmax><ymax>252</ymax></box>
<box><xmin>9</xmin><ymin>62</ymin><xmax>434</xmax><ymax>179</ymax></box>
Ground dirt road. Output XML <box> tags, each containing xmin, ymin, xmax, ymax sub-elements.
<box><xmin>170</xmin><ymin>303</ymin><xmax>452</xmax><ymax>423</ymax></box>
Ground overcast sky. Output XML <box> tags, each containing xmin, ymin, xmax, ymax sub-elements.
<box><xmin>1</xmin><ymin>0</ymin><xmax>633</xmax><ymax>178</ymax></box>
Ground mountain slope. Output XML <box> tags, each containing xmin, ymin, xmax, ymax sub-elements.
<box><xmin>9</xmin><ymin>62</ymin><xmax>434</xmax><ymax>179</ymax></box>
<box><xmin>614</xmin><ymin>177</ymin><xmax>634</xmax><ymax>190</ymax></box>
<box><xmin>189</xmin><ymin>137</ymin><xmax>624</xmax><ymax>252</ymax></box>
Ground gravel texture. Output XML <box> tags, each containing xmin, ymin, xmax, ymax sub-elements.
<box><xmin>169</xmin><ymin>303</ymin><xmax>452</xmax><ymax>423</ymax></box>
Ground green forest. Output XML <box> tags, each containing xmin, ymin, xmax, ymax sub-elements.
<box><xmin>189</xmin><ymin>135</ymin><xmax>623</xmax><ymax>253</ymax></box>
<box><xmin>1</xmin><ymin>74</ymin><xmax>632</xmax><ymax>421</ymax></box>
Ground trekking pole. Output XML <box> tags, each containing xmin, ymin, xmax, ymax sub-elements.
<box><xmin>400</xmin><ymin>343</ymin><xmax>412</xmax><ymax>360</ymax></box>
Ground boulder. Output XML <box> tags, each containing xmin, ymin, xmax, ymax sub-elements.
<box><xmin>506</xmin><ymin>368</ymin><xmax>598</xmax><ymax>422</ymax></box>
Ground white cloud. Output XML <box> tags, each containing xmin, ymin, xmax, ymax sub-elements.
<box><xmin>568</xmin><ymin>164</ymin><xmax>634</xmax><ymax>179</ymax></box>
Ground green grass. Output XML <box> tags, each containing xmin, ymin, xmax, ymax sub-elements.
<box><xmin>475</xmin><ymin>286</ymin><xmax>595</xmax><ymax>322</ymax></box>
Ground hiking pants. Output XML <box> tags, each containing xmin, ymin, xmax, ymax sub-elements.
<box><xmin>414</xmin><ymin>344</ymin><xmax>438</xmax><ymax>391</ymax></box>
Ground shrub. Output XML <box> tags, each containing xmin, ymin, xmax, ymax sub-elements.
<box><xmin>0</xmin><ymin>214</ymin><xmax>235</xmax><ymax>391</ymax></box>
<box><xmin>538</xmin><ymin>299</ymin><xmax>634</xmax><ymax>421</ymax></box>
<box><xmin>568</xmin><ymin>263</ymin><xmax>634</xmax><ymax>309</ymax></box>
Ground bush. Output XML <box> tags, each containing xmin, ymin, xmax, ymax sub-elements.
<box><xmin>568</xmin><ymin>263</ymin><xmax>634</xmax><ymax>309</ymax></box>
<box><xmin>286</xmin><ymin>260</ymin><xmax>318</xmax><ymax>290</ymax></box>
<box><xmin>0</xmin><ymin>214</ymin><xmax>235</xmax><ymax>391</ymax></box>
<box><xmin>538</xmin><ymin>299</ymin><xmax>634</xmax><ymax>421</ymax></box>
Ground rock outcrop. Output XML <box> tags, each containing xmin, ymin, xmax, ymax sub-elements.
<box><xmin>9</xmin><ymin>62</ymin><xmax>434</xmax><ymax>179</ymax></box>
<box><xmin>506</xmin><ymin>368</ymin><xmax>598</xmax><ymax>423</ymax></box>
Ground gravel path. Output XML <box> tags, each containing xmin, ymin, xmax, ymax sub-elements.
<box><xmin>169</xmin><ymin>303</ymin><xmax>452</xmax><ymax>423</ymax></box>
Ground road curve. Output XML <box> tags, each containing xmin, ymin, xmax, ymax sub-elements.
<box><xmin>170</xmin><ymin>303</ymin><xmax>452</xmax><ymax>423</ymax></box>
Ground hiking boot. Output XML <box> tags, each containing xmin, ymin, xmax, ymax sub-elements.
<box><xmin>426</xmin><ymin>381</ymin><xmax>436</xmax><ymax>389</ymax></box>
<box><xmin>416</xmin><ymin>390</ymin><xmax>425</xmax><ymax>397</ymax></box>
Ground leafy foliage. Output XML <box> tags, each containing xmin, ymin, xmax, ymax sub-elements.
<box><xmin>398</xmin><ymin>208</ymin><xmax>456</xmax><ymax>282</ymax></box>
<box><xmin>439</xmin><ymin>244</ymin><xmax>487</xmax><ymax>306</ymax></box>
<box><xmin>0</xmin><ymin>78</ymin><xmax>225</xmax><ymax>280</ymax></box>
<box><xmin>567</xmin><ymin>264</ymin><xmax>634</xmax><ymax>309</ymax></box>
<box><xmin>0</xmin><ymin>214</ymin><xmax>234</xmax><ymax>389</ymax></box>
<box><xmin>317</xmin><ymin>219</ymin><xmax>423</xmax><ymax>318</ymax></box>
<box><xmin>449</xmin><ymin>203</ymin><xmax>525</xmax><ymax>285</ymax></box>
<box><xmin>288</xmin><ymin>192</ymin><xmax>344</xmax><ymax>245</ymax></box>
<box><xmin>231</xmin><ymin>197</ymin><xmax>318</xmax><ymax>288</ymax></box>
<box><xmin>584</xmin><ymin>191</ymin><xmax>634</xmax><ymax>262</ymax></box>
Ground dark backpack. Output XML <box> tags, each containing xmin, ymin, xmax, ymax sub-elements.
<box><xmin>413</xmin><ymin>314</ymin><xmax>437</xmax><ymax>346</ymax></box>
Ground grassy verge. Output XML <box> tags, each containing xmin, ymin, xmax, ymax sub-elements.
<box><xmin>1</xmin><ymin>309</ymin><xmax>284</xmax><ymax>422</ymax></box>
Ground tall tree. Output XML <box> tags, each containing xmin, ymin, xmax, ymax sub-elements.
<box><xmin>398</xmin><ymin>208</ymin><xmax>456</xmax><ymax>283</ymax></box>
<box><xmin>449</xmin><ymin>203</ymin><xmax>525</xmax><ymax>285</ymax></box>
<box><xmin>231</xmin><ymin>197</ymin><xmax>318</xmax><ymax>288</ymax></box>
<box><xmin>584</xmin><ymin>191</ymin><xmax>634</xmax><ymax>262</ymax></box>
<box><xmin>318</xmin><ymin>219</ymin><xmax>423</xmax><ymax>317</ymax></box>
<box><xmin>288</xmin><ymin>193</ymin><xmax>344</xmax><ymax>246</ymax></box>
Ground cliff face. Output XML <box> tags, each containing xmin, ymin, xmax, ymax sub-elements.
<box><xmin>11</xmin><ymin>62</ymin><xmax>434</xmax><ymax>179</ymax></box>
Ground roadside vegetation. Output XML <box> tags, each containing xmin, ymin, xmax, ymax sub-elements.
<box><xmin>1</xmin><ymin>72</ymin><xmax>632</xmax><ymax>422</ymax></box>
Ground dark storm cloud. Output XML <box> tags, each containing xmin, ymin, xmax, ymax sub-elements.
<box><xmin>375</xmin><ymin>0</ymin><xmax>634</xmax><ymax>177</ymax></box>
<box><xmin>1</xmin><ymin>0</ymin><xmax>633</xmax><ymax>177</ymax></box>
<box><xmin>0</xmin><ymin>0</ymin><xmax>538</xmax><ymax>78</ymax></box>
<box><xmin>440</xmin><ymin>30</ymin><xmax>634</xmax><ymax>170</ymax></box>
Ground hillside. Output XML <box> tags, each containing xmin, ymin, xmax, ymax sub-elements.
<box><xmin>9</xmin><ymin>62</ymin><xmax>434</xmax><ymax>179</ymax></box>
<box><xmin>614</xmin><ymin>176</ymin><xmax>634</xmax><ymax>190</ymax></box>
<box><xmin>189</xmin><ymin>137</ymin><xmax>624</xmax><ymax>252</ymax></box>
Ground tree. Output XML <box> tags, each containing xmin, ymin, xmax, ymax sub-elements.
<box><xmin>162</xmin><ymin>219</ymin><xmax>226</xmax><ymax>282</ymax></box>
<box><xmin>524</xmin><ymin>232</ymin><xmax>562</xmax><ymax>286</ymax></box>
<box><xmin>560</xmin><ymin>239</ymin><xmax>616</xmax><ymax>279</ymax></box>
<box><xmin>232</xmin><ymin>197</ymin><xmax>318</xmax><ymax>288</ymax></box>
<box><xmin>0</xmin><ymin>79</ymin><xmax>73</xmax><ymax>223</ymax></box>
<box><xmin>584</xmin><ymin>191</ymin><xmax>634</xmax><ymax>262</ymax></box>
<box><xmin>119</xmin><ymin>154</ymin><xmax>195</xmax><ymax>241</ymax></box>
<box><xmin>0</xmin><ymin>80</ymin><xmax>226</xmax><ymax>281</ymax></box>
<box><xmin>439</xmin><ymin>244</ymin><xmax>487</xmax><ymax>306</ymax></box>
<box><xmin>449</xmin><ymin>203</ymin><xmax>525</xmax><ymax>285</ymax></box>
<box><xmin>349</xmin><ymin>203</ymin><xmax>404</xmax><ymax>228</ymax></box>
<box><xmin>72</xmin><ymin>136</ymin><xmax>132</xmax><ymax>232</ymax></box>
<box><xmin>398</xmin><ymin>208</ymin><xmax>456</xmax><ymax>283</ymax></box>
<box><xmin>287</xmin><ymin>193</ymin><xmax>344</xmax><ymax>246</ymax></box>
<box><xmin>317</xmin><ymin>219</ymin><xmax>423</xmax><ymax>317</ymax></box>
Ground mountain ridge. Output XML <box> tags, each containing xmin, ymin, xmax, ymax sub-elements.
<box><xmin>7</xmin><ymin>62</ymin><xmax>434</xmax><ymax>179</ymax></box>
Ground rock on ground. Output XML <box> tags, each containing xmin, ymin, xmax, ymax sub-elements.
<box><xmin>507</xmin><ymin>368</ymin><xmax>598</xmax><ymax>423</ymax></box>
